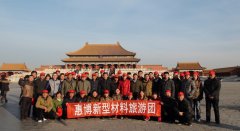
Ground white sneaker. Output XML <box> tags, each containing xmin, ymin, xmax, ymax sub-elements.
<box><xmin>43</xmin><ymin>118</ymin><xmax>47</xmax><ymax>121</ymax></box>
<box><xmin>38</xmin><ymin>120</ymin><xmax>43</xmax><ymax>123</ymax></box>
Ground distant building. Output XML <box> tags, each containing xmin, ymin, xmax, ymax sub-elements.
<box><xmin>0</xmin><ymin>63</ymin><xmax>29</xmax><ymax>73</ymax></box>
<box><xmin>136</xmin><ymin>65</ymin><xmax>168</xmax><ymax>72</ymax></box>
<box><xmin>62</xmin><ymin>42</ymin><xmax>140</xmax><ymax>69</ymax></box>
<box><xmin>214</xmin><ymin>66</ymin><xmax>240</xmax><ymax>77</ymax></box>
<box><xmin>175</xmin><ymin>62</ymin><xmax>205</xmax><ymax>75</ymax></box>
<box><xmin>35</xmin><ymin>65</ymin><xmax>65</xmax><ymax>71</ymax></box>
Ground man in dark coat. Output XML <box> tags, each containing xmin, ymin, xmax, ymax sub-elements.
<box><xmin>98</xmin><ymin>72</ymin><xmax>112</xmax><ymax>96</ymax></box>
<box><xmin>90</xmin><ymin>73</ymin><xmax>99</xmax><ymax>94</ymax></box>
<box><xmin>176</xmin><ymin>92</ymin><xmax>192</xmax><ymax>126</ymax></box>
<box><xmin>62</xmin><ymin>90</ymin><xmax>77</xmax><ymax>119</ymax></box>
<box><xmin>110</xmin><ymin>75</ymin><xmax>119</xmax><ymax>97</ymax></box>
<box><xmin>160</xmin><ymin>72</ymin><xmax>175</xmax><ymax>99</ymax></box>
<box><xmin>204</xmin><ymin>70</ymin><xmax>221</xmax><ymax>124</ymax></box>
<box><xmin>172</xmin><ymin>71</ymin><xmax>182</xmax><ymax>100</ymax></box>
<box><xmin>34</xmin><ymin>72</ymin><xmax>47</xmax><ymax>98</ymax></box>
<box><xmin>76</xmin><ymin>90</ymin><xmax>88</xmax><ymax>102</ymax></box>
<box><xmin>33</xmin><ymin>72</ymin><xmax>47</xmax><ymax>119</ymax></box>
<box><xmin>161</xmin><ymin>90</ymin><xmax>177</xmax><ymax>123</ymax></box>
<box><xmin>152</xmin><ymin>71</ymin><xmax>161</xmax><ymax>96</ymax></box>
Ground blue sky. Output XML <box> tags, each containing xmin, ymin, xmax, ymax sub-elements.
<box><xmin>0</xmin><ymin>0</ymin><xmax>239</xmax><ymax>69</ymax></box>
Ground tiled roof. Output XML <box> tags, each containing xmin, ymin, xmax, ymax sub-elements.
<box><xmin>0</xmin><ymin>63</ymin><xmax>29</xmax><ymax>71</ymax></box>
<box><xmin>176</xmin><ymin>62</ymin><xmax>204</xmax><ymax>70</ymax></box>
<box><xmin>62</xmin><ymin>57</ymin><xmax>140</xmax><ymax>62</ymax></box>
<box><xmin>66</xmin><ymin>42</ymin><xmax>136</xmax><ymax>56</ymax></box>
<box><xmin>214</xmin><ymin>66</ymin><xmax>240</xmax><ymax>73</ymax></box>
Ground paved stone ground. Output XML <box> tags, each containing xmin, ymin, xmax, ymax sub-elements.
<box><xmin>0</xmin><ymin>82</ymin><xmax>239</xmax><ymax>131</ymax></box>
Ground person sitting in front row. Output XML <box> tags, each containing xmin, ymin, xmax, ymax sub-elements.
<box><xmin>112</xmin><ymin>88</ymin><xmax>122</xmax><ymax>101</ymax></box>
<box><xmin>35</xmin><ymin>90</ymin><xmax>55</xmax><ymax>122</ymax></box>
<box><xmin>88</xmin><ymin>90</ymin><xmax>100</xmax><ymax>102</ymax></box>
<box><xmin>62</xmin><ymin>90</ymin><xmax>77</xmax><ymax>119</ymax></box>
<box><xmin>100</xmin><ymin>90</ymin><xmax>113</xmax><ymax>102</ymax></box>
<box><xmin>76</xmin><ymin>90</ymin><xmax>88</xmax><ymax>102</ymax></box>
<box><xmin>161</xmin><ymin>90</ymin><xmax>177</xmax><ymax>123</ymax></box>
<box><xmin>52</xmin><ymin>91</ymin><xmax>63</xmax><ymax>119</ymax></box>
<box><xmin>176</xmin><ymin>92</ymin><xmax>192</xmax><ymax>126</ymax></box>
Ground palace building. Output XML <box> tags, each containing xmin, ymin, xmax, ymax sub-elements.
<box><xmin>0</xmin><ymin>63</ymin><xmax>29</xmax><ymax>73</ymax></box>
<box><xmin>62</xmin><ymin>42</ymin><xmax>140</xmax><ymax>69</ymax></box>
<box><xmin>174</xmin><ymin>62</ymin><xmax>205</xmax><ymax>75</ymax></box>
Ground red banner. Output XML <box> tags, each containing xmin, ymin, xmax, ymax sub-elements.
<box><xmin>66</xmin><ymin>100</ymin><xmax>161</xmax><ymax>118</ymax></box>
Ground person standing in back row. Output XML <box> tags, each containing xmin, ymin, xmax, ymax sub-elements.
<box><xmin>204</xmin><ymin>70</ymin><xmax>221</xmax><ymax>124</ymax></box>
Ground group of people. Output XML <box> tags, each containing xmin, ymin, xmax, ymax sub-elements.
<box><xmin>17</xmin><ymin>69</ymin><xmax>221</xmax><ymax>126</ymax></box>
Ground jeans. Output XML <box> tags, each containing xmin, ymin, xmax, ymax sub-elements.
<box><xmin>193</xmin><ymin>99</ymin><xmax>201</xmax><ymax>120</ymax></box>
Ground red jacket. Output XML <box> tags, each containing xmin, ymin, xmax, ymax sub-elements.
<box><xmin>118</xmin><ymin>79</ymin><xmax>130</xmax><ymax>96</ymax></box>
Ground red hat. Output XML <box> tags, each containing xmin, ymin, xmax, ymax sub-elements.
<box><xmin>66</xmin><ymin>72</ymin><xmax>72</xmax><ymax>76</ymax></box>
<box><xmin>84</xmin><ymin>72</ymin><xmax>89</xmax><ymax>75</ymax></box>
<box><xmin>81</xmin><ymin>73</ymin><xmax>87</xmax><ymax>78</ymax></box>
<box><xmin>80</xmin><ymin>90</ymin><xmax>86</xmax><ymax>95</ymax></box>
<box><xmin>193</xmin><ymin>71</ymin><xmax>199</xmax><ymax>76</ymax></box>
<box><xmin>117</xmin><ymin>70</ymin><xmax>122</xmax><ymax>74</ymax></box>
<box><xmin>40</xmin><ymin>72</ymin><xmax>45</xmax><ymax>76</ymax></box>
<box><xmin>92</xmin><ymin>73</ymin><xmax>97</xmax><ymax>77</ymax></box>
<box><xmin>154</xmin><ymin>71</ymin><xmax>159</xmax><ymax>75</ymax></box>
<box><xmin>123</xmin><ymin>73</ymin><xmax>127</xmax><ymax>77</ymax></box>
<box><xmin>71</xmin><ymin>72</ymin><xmax>76</xmax><ymax>76</ymax></box>
<box><xmin>100</xmin><ymin>70</ymin><xmax>105</xmax><ymax>73</ymax></box>
<box><xmin>104</xmin><ymin>89</ymin><xmax>109</xmax><ymax>94</ymax></box>
<box><xmin>180</xmin><ymin>72</ymin><xmax>185</xmax><ymax>77</ymax></box>
<box><xmin>42</xmin><ymin>90</ymin><xmax>48</xmax><ymax>93</ymax></box>
<box><xmin>165</xmin><ymin>90</ymin><xmax>171</xmax><ymax>93</ymax></box>
<box><xmin>161</xmin><ymin>73</ymin><xmax>164</xmax><ymax>77</ymax></box>
<box><xmin>68</xmin><ymin>90</ymin><xmax>75</xmax><ymax>93</ymax></box>
<box><xmin>209</xmin><ymin>70</ymin><xmax>216</xmax><ymax>75</ymax></box>
<box><xmin>128</xmin><ymin>92</ymin><xmax>133</xmax><ymax>96</ymax></box>
<box><xmin>114</xmin><ymin>75</ymin><xmax>119</xmax><ymax>78</ymax></box>
<box><xmin>185</xmin><ymin>71</ymin><xmax>190</xmax><ymax>76</ymax></box>
<box><xmin>178</xmin><ymin>92</ymin><xmax>184</xmax><ymax>97</ymax></box>
<box><xmin>174</xmin><ymin>71</ymin><xmax>179</xmax><ymax>75</ymax></box>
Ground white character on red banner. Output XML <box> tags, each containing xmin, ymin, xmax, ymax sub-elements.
<box><xmin>129</xmin><ymin>102</ymin><xmax>138</xmax><ymax>114</ymax></box>
<box><xmin>147</xmin><ymin>102</ymin><xmax>156</xmax><ymax>114</ymax></box>
<box><xmin>120</xmin><ymin>102</ymin><xmax>128</xmax><ymax>114</ymax></box>
<box><xmin>111</xmin><ymin>102</ymin><xmax>119</xmax><ymax>114</ymax></box>
<box><xmin>92</xmin><ymin>103</ymin><xmax>101</xmax><ymax>115</ymax></box>
<box><xmin>84</xmin><ymin>103</ymin><xmax>92</xmax><ymax>115</ymax></box>
<box><xmin>138</xmin><ymin>102</ymin><xmax>147</xmax><ymax>113</ymax></box>
<box><xmin>102</xmin><ymin>103</ymin><xmax>111</xmax><ymax>114</ymax></box>
<box><xmin>74</xmin><ymin>104</ymin><xmax>83</xmax><ymax>116</ymax></box>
